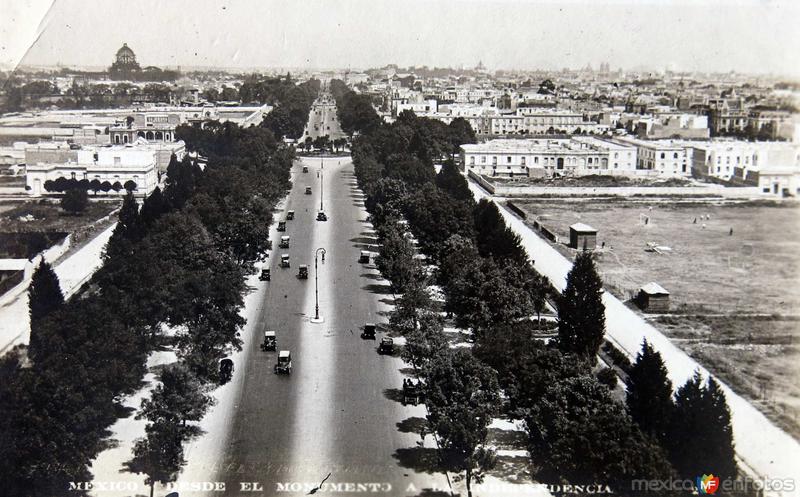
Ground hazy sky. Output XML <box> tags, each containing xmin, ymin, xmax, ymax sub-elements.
<box><xmin>2</xmin><ymin>0</ymin><xmax>799</xmax><ymax>76</ymax></box>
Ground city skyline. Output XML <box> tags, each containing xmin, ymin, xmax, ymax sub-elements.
<box><xmin>2</xmin><ymin>0</ymin><xmax>800</xmax><ymax>78</ymax></box>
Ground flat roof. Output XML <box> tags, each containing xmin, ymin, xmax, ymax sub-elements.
<box><xmin>570</xmin><ymin>222</ymin><xmax>597</xmax><ymax>233</ymax></box>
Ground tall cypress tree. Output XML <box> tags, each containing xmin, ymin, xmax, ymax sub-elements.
<box><xmin>435</xmin><ymin>159</ymin><xmax>472</xmax><ymax>201</ymax></box>
<box><xmin>104</xmin><ymin>192</ymin><xmax>141</xmax><ymax>262</ymax></box>
<box><xmin>117</xmin><ymin>191</ymin><xmax>142</xmax><ymax>240</ymax></box>
<box><xmin>668</xmin><ymin>372</ymin><xmax>737</xmax><ymax>481</ymax></box>
<box><xmin>626</xmin><ymin>339</ymin><xmax>674</xmax><ymax>443</ymax></box>
<box><xmin>28</xmin><ymin>261</ymin><xmax>64</xmax><ymax>359</ymax></box>
<box><xmin>140</xmin><ymin>187</ymin><xmax>167</xmax><ymax>228</ymax></box>
<box><xmin>556</xmin><ymin>251</ymin><xmax>606</xmax><ymax>362</ymax></box>
<box><xmin>473</xmin><ymin>198</ymin><xmax>527</xmax><ymax>264</ymax></box>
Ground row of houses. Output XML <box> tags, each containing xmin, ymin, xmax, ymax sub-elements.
<box><xmin>460</xmin><ymin>137</ymin><xmax>800</xmax><ymax>195</ymax></box>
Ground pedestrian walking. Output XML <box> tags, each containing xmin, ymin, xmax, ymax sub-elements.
<box><xmin>693</xmin><ymin>217</ymin><xmax>697</xmax><ymax>224</ymax></box>
<box><xmin>730</xmin><ymin>228</ymin><xmax>734</xmax><ymax>236</ymax></box>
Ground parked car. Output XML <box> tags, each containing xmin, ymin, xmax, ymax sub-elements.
<box><xmin>259</xmin><ymin>268</ymin><xmax>271</xmax><ymax>281</ymax></box>
<box><xmin>219</xmin><ymin>358</ymin><xmax>234</xmax><ymax>383</ymax></box>
<box><xmin>277</xmin><ymin>221</ymin><xmax>286</xmax><ymax>232</ymax></box>
<box><xmin>302</xmin><ymin>166</ymin><xmax>309</xmax><ymax>173</ymax></box>
<box><xmin>298</xmin><ymin>265</ymin><xmax>308</xmax><ymax>279</ymax></box>
<box><xmin>279</xmin><ymin>235</ymin><xmax>290</xmax><ymax>248</ymax></box>
<box><xmin>287</xmin><ymin>210</ymin><xmax>295</xmax><ymax>220</ymax></box>
<box><xmin>362</xmin><ymin>322</ymin><xmax>376</xmax><ymax>339</ymax></box>
<box><xmin>378</xmin><ymin>337</ymin><xmax>394</xmax><ymax>355</ymax></box>
<box><xmin>402</xmin><ymin>380</ymin><xmax>424</xmax><ymax>406</ymax></box>
<box><xmin>359</xmin><ymin>251</ymin><xmax>370</xmax><ymax>263</ymax></box>
<box><xmin>316</xmin><ymin>211</ymin><xmax>327</xmax><ymax>221</ymax></box>
<box><xmin>280</xmin><ymin>254</ymin><xmax>290</xmax><ymax>268</ymax></box>
<box><xmin>305</xmin><ymin>186</ymin><xmax>312</xmax><ymax>195</ymax></box>
<box><xmin>261</xmin><ymin>331</ymin><xmax>276</xmax><ymax>351</ymax></box>
<box><xmin>274</xmin><ymin>350</ymin><xmax>292</xmax><ymax>374</ymax></box>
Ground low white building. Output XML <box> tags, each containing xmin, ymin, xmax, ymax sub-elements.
<box><xmin>610</xmin><ymin>137</ymin><xmax>692</xmax><ymax>177</ymax></box>
<box><xmin>25</xmin><ymin>142</ymin><xmax>158</xmax><ymax>197</ymax></box>
<box><xmin>460</xmin><ymin>137</ymin><xmax>637</xmax><ymax>178</ymax></box>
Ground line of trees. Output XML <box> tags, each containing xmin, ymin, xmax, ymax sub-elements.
<box><xmin>346</xmin><ymin>81</ymin><xmax>738</xmax><ymax>495</ymax></box>
<box><xmin>0</xmin><ymin>120</ymin><xmax>294</xmax><ymax>496</ymax></box>
<box><xmin>44</xmin><ymin>177</ymin><xmax>137</xmax><ymax>194</ymax></box>
<box><xmin>252</xmin><ymin>74</ymin><xmax>320</xmax><ymax>140</ymax></box>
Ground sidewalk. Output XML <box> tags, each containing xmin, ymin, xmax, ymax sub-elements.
<box><xmin>0</xmin><ymin>222</ymin><xmax>117</xmax><ymax>354</ymax></box>
<box><xmin>468</xmin><ymin>179</ymin><xmax>800</xmax><ymax>495</ymax></box>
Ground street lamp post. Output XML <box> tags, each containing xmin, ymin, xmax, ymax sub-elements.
<box><xmin>320</xmin><ymin>167</ymin><xmax>324</xmax><ymax>211</ymax></box>
<box><xmin>312</xmin><ymin>247</ymin><xmax>326</xmax><ymax>323</ymax></box>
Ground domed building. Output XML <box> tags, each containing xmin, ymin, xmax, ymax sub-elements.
<box><xmin>109</xmin><ymin>43</ymin><xmax>141</xmax><ymax>80</ymax></box>
<box><xmin>115</xmin><ymin>43</ymin><xmax>137</xmax><ymax>66</ymax></box>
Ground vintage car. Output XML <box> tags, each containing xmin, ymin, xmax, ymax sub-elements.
<box><xmin>259</xmin><ymin>268</ymin><xmax>271</xmax><ymax>281</ymax></box>
<box><xmin>305</xmin><ymin>186</ymin><xmax>312</xmax><ymax>195</ymax></box>
<box><xmin>359</xmin><ymin>251</ymin><xmax>370</xmax><ymax>263</ymax></box>
<box><xmin>280</xmin><ymin>254</ymin><xmax>290</xmax><ymax>268</ymax></box>
<box><xmin>286</xmin><ymin>210</ymin><xmax>295</xmax><ymax>220</ymax></box>
<box><xmin>261</xmin><ymin>331</ymin><xmax>277</xmax><ymax>351</ymax></box>
<box><xmin>274</xmin><ymin>350</ymin><xmax>292</xmax><ymax>375</ymax></box>
<box><xmin>316</xmin><ymin>211</ymin><xmax>328</xmax><ymax>222</ymax></box>
<box><xmin>361</xmin><ymin>322</ymin><xmax>376</xmax><ymax>340</ymax></box>
<box><xmin>279</xmin><ymin>235</ymin><xmax>290</xmax><ymax>248</ymax></box>
<box><xmin>378</xmin><ymin>337</ymin><xmax>394</xmax><ymax>355</ymax></box>
<box><xmin>298</xmin><ymin>265</ymin><xmax>309</xmax><ymax>279</ymax></box>
<box><xmin>219</xmin><ymin>358</ymin><xmax>234</xmax><ymax>383</ymax></box>
<box><xmin>277</xmin><ymin>221</ymin><xmax>286</xmax><ymax>232</ymax></box>
<box><xmin>302</xmin><ymin>166</ymin><xmax>309</xmax><ymax>173</ymax></box>
<box><xmin>402</xmin><ymin>380</ymin><xmax>424</xmax><ymax>406</ymax></box>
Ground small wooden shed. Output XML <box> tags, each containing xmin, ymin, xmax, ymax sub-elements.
<box><xmin>637</xmin><ymin>282</ymin><xmax>670</xmax><ymax>312</ymax></box>
<box><xmin>569</xmin><ymin>222</ymin><xmax>597</xmax><ymax>250</ymax></box>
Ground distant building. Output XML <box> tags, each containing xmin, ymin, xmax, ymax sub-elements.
<box><xmin>460</xmin><ymin>137</ymin><xmax>636</xmax><ymax>178</ymax></box>
<box><xmin>637</xmin><ymin>282</ymin><xmax>670</xmax><ymax>312</ymax></box>
<box><xmin>109</xmin><ymin>112</ymin><xmax>181</xmax><ymax>144</ymax></box>
<box><xmin>24</xmin><ymin>142</ymin><xmax>158</xmax><ymax>197</ymax></box>
<box><xmin>109</xmin><ymin>43</ymin><xmax>141</xmax><ymax>80</ymax></box>
<box><xmin>611</xmin><ymin>136</ymin><xmax>692</xmax><ymax>177</ymax></box>
<box><xmin>569</xmin><ymin>223</ymin><xmax>597</xmax><ymax>250</ymax></box>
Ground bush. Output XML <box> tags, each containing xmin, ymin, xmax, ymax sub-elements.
<box><xmin>61</xmin><ymin>188</ymin><xmax>88</xmax><ymax>215</ymax></box>
<box><xmin>602</xmin><ymin>340</ymin><xmax>632</xmax><ymax>372</ymax></box>
<box><xmin>596</xmin><ymin>367</ymin><xmax>618</xmax><ymax>389</ymax></box>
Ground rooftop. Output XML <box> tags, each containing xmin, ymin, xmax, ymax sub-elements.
<box><xmin>641</xmin><ymin>282</ymin><xmax>670</xmax><ymax>295</ymax></box>
<box><xmin>570</xmin><ymin>222</ymin><xmax>597</xmax><ymax>233</ymax></box>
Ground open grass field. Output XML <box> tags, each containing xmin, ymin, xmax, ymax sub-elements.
<box><xmin>518</xmin><ymin>199</ymin><xmax>800</xmax><ymax>439</ymax></box>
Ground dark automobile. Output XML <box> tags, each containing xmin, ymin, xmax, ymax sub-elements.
<box><xmin>378</xmin><ymin>337</ymin><xmax>394</xmax><ymax>355</ymax></box>
<box><xmin>361</xmin><ymin>322</ymin><xmax>376</xmax><ymax>340</ymax></box>
<box><xmin>261</xmin><ymin>331</ymin><xmax>276</xmax><ymax>351</ymax></box>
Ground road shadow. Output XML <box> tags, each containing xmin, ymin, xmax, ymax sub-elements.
<box><xmin>488</xmin><ymin>427</ymin><xmax>527</xmax><ymax>450</ymax></box>
<box><xmin>360</xmin><ymin>272</ymin><xmax>381</xmax><ymax>280</ymax></box>
<box><xmin>398</xmin><ymin>366</ymin><xmax>417</xmax><ymax>377</ymax></box>
<box><xmin>350</xmin><ymin>236</ymin><xmax>376</xmax><ymax>244</ymax></box>
<box><xmin>383</xmin><ymin>387</ymin><xmax>405</xmax><ymax>404</ymax></box>
<box><xmin>392</xmin><ymin>447</ymin><xmax>443</xmax><ymax>475</ymax></box>
<box><xmin>378</xmin><ymin>298</ymin><xmax>395</xmax><ymax>306</ymax></box>
<box><xmin>408</xmin><ymin>490</ymin><xmax>451</xmax><ymax>497</ymax></box>
<box><xmin>397</xmin><ymin>416</ymin><xmax>427</xmax><ymax>435</ymax></box>
<box><xmin>490</xmin><ymin>454</ymin><xmax>533</xmax><ymax>484</ymax></box>
<box><xmin>362</xmin><ymin>283</ymin><xmax>394</xmax><ymax>295</ymax></box>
